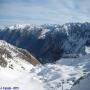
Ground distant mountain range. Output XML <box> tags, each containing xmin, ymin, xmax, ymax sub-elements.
<box><xmin>0</xmin><ymin>22</ymin><xmax>90</xmax><ymax>63</ymax></box>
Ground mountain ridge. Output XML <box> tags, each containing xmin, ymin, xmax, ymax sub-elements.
<box><xmin>0</xmin><ymin>40</ymin><xmax>40</xmax><ymax>70</ymax></box>
<box><xmin>0</xmin><ymin>22</ymin><xmax>90</xmax><ymax>63</ymax></box>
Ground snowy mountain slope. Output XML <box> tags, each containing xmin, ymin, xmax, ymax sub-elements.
<box><xmin>0</xmin><ymin>22</ymin><xmax>90</xmax><ymax>63</ymax></box>
<box><xmin>0</xmin><ymin>40</ymin><xmax>44</xmax><ymax>90</ymax></box>
<box><xmin>0</xmin><ymin>40</ymin><xmax>40</xmax><ymax>71</ymax></box>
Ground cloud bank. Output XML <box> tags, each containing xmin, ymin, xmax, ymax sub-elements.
<box><xmin>0</xmin><ymin>0</ymin><xmax>90</xmax><ymax>25</ymax></box>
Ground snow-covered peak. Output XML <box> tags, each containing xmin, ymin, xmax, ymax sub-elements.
<box><xmin>9</xmin><ymin>24</ymin><xmax>34</xmax><ymax>30</ymax></box>
<box><xmin>9</xmin><ymin>24</ymin><xmax>25</xmax><ymax>29</ymax></box>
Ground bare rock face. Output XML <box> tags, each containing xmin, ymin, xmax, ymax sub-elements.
<box><xmin>17</xmin><ymin>48</ymin><xmax>40</xmax><ymax>65</ymax></box>
<box><xmin>0</xmin><ymin>40</ymin><xmax>40</xmax><ymax>68</ymax></box>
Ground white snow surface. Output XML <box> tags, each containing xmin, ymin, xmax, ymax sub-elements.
<box><xmin>38</xmin><ymin>29</ymin><xmax>50</xmax><ymax>39</ymax></box>
<box><xmin>0</xmin><ymin>67</ymin><xmax>44</xmax><ymax>90</ymax></box>
<box><xmin>9</xmin><ymin>24</ymin><xmax>35</xmax><ymax>30</ymax></box>
<box><xmin>85</xmin><ymin>46</ymin><xmax>90</xmax><ymax>54</ymax></box>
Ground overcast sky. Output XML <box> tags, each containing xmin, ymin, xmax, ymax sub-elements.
<box><xmin>0</xmin><ymin>0</ymin><xmax>90</xmax><ymax>25</ymax></box>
